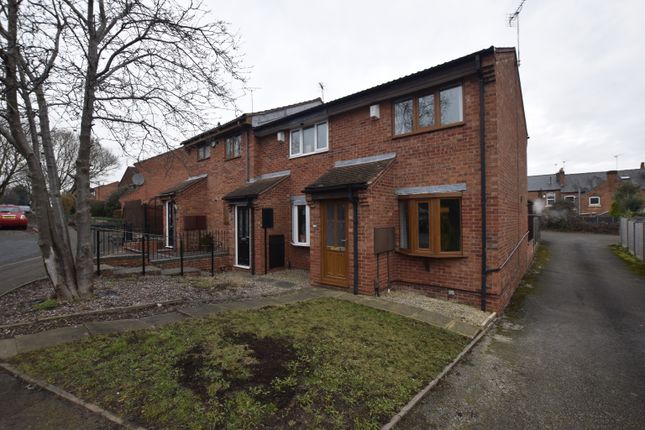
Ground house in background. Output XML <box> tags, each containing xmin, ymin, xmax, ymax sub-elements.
<box><xmin>528</xmin><ymin>164</ymin><xmax>645</xmax><ymax>215</ymax></box>
<box><xmin>90</xmin><ymin>181</ymin><xmax>120</xmax><ymax>201</ymax></box>
<box><xmin>165</xmin><ymin>46</ymin><xmax>530</xmax><ymax>312</ymax></box>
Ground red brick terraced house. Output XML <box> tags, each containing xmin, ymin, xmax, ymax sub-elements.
<box><xmin>528</xmin><ymin>165</ymin><xmax>645</xmax><ymax>215</ymax></box>
<box><xmin>168</xmin><ymin>46</ymin><xmax>529</xmax><ymax>312</ymax></box>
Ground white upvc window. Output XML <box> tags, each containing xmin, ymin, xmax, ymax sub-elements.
<box><xmin>292</xmin><ymin>203</ymin><xmax>310</xmax><ymax>246</ymax></box>
<box><xmin>589</xmin><ymin>196</ymin><xmax>601</xmax><ymax>207</ymax></box>
<box><xmin>289</xmin><ymin>122</ymin><xmax>328</xmax><ymax>158</ymax></box>
<box><xmin>545</xmin><ymin>192</ymin><xmax>556</xmax><ymax>207</ymax></box>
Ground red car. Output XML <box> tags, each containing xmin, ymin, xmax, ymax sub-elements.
<box><xmin>0</xmin><ymin>205</ymin><xmax>29</xmax><ymax>229</ymax></box>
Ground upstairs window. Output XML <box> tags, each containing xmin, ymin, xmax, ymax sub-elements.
<box><xmin>393</xmin><ymin>84</ymin><xmax>463</xmax><ymax>136</ymax></box>
<box><xmin>399</xmin><ymin>197</ymin><xmax>462</xmax><ymax>257</ymax></box>
<box><xmin>197</xmin><ymin>144</ymin><xmax>210</xmax><ymax>161</ymax></box>
<box><xmin>589</xmin><ymin>196</ymin><xmax>601</xmax><ymax>207</ymax></box>
<box><xmin>290</xmin><ymin>122</ymin><xmax>328</xmax><ymax>158</ymax></box>
<box><xmin>225</xmin><ymin>135</ymin><xmax>241</xmax><ymax>160</ymax></box>
<box><xmin>545</xmin><ymin>192</ymin><xmax>556</xmax><ymax>207</ymax></box>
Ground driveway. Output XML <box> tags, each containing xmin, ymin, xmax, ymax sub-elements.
<box><xmin>398</xmin><ymin>231</ymin><xmax>645</xmax><ymax>429</ymax></box>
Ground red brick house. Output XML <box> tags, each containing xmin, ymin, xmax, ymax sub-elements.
<box><xmin>165</xmin><ymin>46</ymin><xmax>530</xmax><ymax>312</ymax></box>
<box><xmin>528</xmin><ymin>164</ymin><xmax>645</xmax><ymax>215</ymax></box>
<box><xmin>90</xmin><ymin>181</ymin><xmax>119</xmax><ymax>201</ymax></box>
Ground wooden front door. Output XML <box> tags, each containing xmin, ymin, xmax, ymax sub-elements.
<box><xmin>321</xmin><ymin>200</ymin><xmax>349</xmax><ymax>287</ymax></box>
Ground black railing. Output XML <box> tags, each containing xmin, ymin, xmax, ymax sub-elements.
<box><xmin>92</xmin><ymin>227</ymin><xmax>228</xmax><ymax>276</ymax></box>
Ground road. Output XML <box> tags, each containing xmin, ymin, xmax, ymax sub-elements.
<box><xmin>399</xmin><ymin>231</ymin><xmax>645</xmax><ymax>429</ymax></box>
<box><xmin>0</xmin><ymin>229</ymin><xmax>46</xmax><ymax>295</ymax></box>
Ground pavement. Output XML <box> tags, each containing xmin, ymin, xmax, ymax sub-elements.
<box><xmin>398</xmin><ymin>231</ymin><xmax>645</xmax><ymax>429</ymax></box>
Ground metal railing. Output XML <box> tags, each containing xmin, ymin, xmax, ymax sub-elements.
<box><xmin>92</xmin><ymin>227</ymin><xmax>229</xmax><ymax>276</ymax></box>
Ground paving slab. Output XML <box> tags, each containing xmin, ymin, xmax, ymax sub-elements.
<box><xmin>0</xmin><ymin>338</ymin><xmax>17</xmax><ymax>360</ymax></box>
<box><xmin>444</xmin><ymin>319</ymin><xmax>480</xmax><ymax>338</ymax></box>
<box><xmin>84</xmin><ymin>319</ymin><xmax>153</xmax><ymax>336</ymax></box>
<box><xmin>409</xmin><ymin>311</ymin><xmax>452</xmax><ymax>328</ymax></box>
<box><xmin>111</xmin><ymin>265</ymin><xmax>161</xmax><ymax>277</ymax></box>
<box><xmin>15</xmin><ymin>326</ymin><xmax>90</xmax><ymax>354</ymax></box>
<box><xmin>178</xmin><ymin>303</ymin><xmax>227</xmax><ymax>317</ymax></box>
<box><xmin>139</xmin><ymin>312</ymin><xmax>187</xmax><ymax>328</ymax></box>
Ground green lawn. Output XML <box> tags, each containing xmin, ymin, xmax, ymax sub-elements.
<box><xmin>13</xmin><ymin>298</ymin><xmax>468</xmax><ymax>429</ymax></box>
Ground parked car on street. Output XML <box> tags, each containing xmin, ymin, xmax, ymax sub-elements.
<box><xmin>0</xmin><ymin>205</ymin><xmax>29</xmax><ymax>229</ymax></box>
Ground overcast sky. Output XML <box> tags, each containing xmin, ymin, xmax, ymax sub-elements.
<box><xmin>106</xmin><ymin>0</ymin><xmax>645</xmax><ymax>182</ymax></box>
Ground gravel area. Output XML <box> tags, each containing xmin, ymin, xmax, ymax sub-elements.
<box><xmin>382</xmin><ymin>290</ymin><xmax>492</xmax><ymax>326</ymax></box>
<box><xmin>0</xmin><ymin>270</ymin><xmax>309</xmax><ymax>337</ymax></box>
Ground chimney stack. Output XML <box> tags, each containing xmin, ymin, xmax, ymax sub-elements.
<box><xmin>640</xmin><ymin>161</ymin><xmax>644</xmax><ymax>169</ymax></box>
<box><xmin>606</xmin><ymin>170</ymin><xmax>618</xmax><ymax>186</ymax></box>
<box><xmin>556</xmin><ymin>168</ymin><xmax>565</xmax><ymax>186</ymax></box>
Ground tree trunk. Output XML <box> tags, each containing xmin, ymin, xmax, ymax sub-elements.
<box><xmin>74</xmin><ymin>0</ymin><xmax>99</xmax><ymax>297</ymax></box>
<box><xmin>4</xmin><ymin>0</ymin><xmax>82</xmax><ymax>300</ymax></box>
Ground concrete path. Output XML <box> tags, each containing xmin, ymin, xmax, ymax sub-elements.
<box><xmin>0</xmin><ymin>285</ymin><xmax>484</xmax><ymax>360</ymax></box>
<box><xmin>398</xmin><ymin>231</ymin><xmax>645</xmax><ymax>429</ymax></box>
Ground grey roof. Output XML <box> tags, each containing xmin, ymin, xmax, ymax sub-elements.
<box><xmin>527</xmin><ymin>174</ymin><xmax>560</xmax><ymax>192</ymax></box>
<box><xmin>528</xmin><ymin>168</ymin><xmax>645</xmax><ymax>193</ymax></box>
<box><xmin>223</xmin><ymin>174</ymin><xmax>289</xmax><ymax>201</ymax></box>
<box><xmin>616</xmin><ymin>168</ymin><xmax>645</xmax><ymax>189</ymax></box>
<box><xmin>159</xmin><ymin>175</ymin><xmax>207</xmax><ymax>197</ymax></box>
<box><xmin>304</xmin><ymin>157</ymin><xmax>394</xmax><ymax>193</ymax></box>
<box><xmin>251</xmin><ymin>99</ymin><xmax>323</xmax><ymax>127</ymax></box>
<box><xmin>560</xmin><ymin>172</ymin><xmax>606</xmax><ymax>193</ymax></box>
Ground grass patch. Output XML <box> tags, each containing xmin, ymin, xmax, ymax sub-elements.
<box><xmin>504</xmin><ymin>243</ymin><xmax>551</xmax><ymax>319</ymax></box>
<box><xmin>12</xmin><ymin>298</ymin><xmax>467</xmax><ymax>429</ymax></box>
<box><xmin>33</xmin><ymin>298</ymin><xmax>58</xmax><ymax>311</ymax></box>
<box><xmin>609</xmin><ymin>244</ymin><xmax>645</xmax><ymax>276</ymax></box>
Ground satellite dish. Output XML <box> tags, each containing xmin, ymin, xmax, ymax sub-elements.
<box><xmin>132</xmin><ymin>173</ymin><xmax>145</xmax><ymax>186</ymax></box>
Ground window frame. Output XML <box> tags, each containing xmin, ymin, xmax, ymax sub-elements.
<box><xmin>197</xmin><ymin>144</ymin><xmax>211</xmax><ymax>161</ymax></box>
<box><xmin>398</xmin><ymin>193</ymin><xmax>463</xmax><ymax>258</ymax></box>
<box><xmin>291</xmin><ymin>203</ymin><xmax>310</xmax><ymax>246</ymax></box>
<box><xmin>588</xmin><ymin>196</ymin><xmax>601</xmax><ymax>207</ymax></box>
<box><xmin>225</xmin><ymin>134</ymin><xmax>241</xmax><ymax>160</ymax></box>
<box><xmin>289</xmin><ymin>121</ymin><xmax>329</xmax><ymax>159</ymax></box>
<box><xmin>545</xmin><ymin>192</ymin><xmax>556</xmax><ymax>207</ymax></box>
<box><xmin>393</xmin><ymin>83</ymin><xmax>464</xmax><ymax>137</ymax></box>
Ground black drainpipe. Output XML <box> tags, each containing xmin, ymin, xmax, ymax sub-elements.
<box><xmin>477</xmin><ymin>54</ymin><xmax>488</xmax><ymax>312</ymax></box>
<box><xmin>249</xmin><ymin>199</ymin><xmax>256</xmax><ymax>275</ymax></box>
<box><xmin>350</xmin><ymin>187</ymin><xmax>359</xmax><ymax>295</ymax></box>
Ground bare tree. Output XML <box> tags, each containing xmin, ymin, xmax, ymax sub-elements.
<box><xmin>0</xmin><ymin>133</ymin><xmax>26</xmax><ymax>198</ymax></box>
<box><xmin>0</xmin><ymin>0</ymin><xmax>243</xmax><ymax>299</ymax></box>
<box><xmin>50</xmin><ymin>129</ymin><xmax>119</xmax><ymax>192</ymax></box>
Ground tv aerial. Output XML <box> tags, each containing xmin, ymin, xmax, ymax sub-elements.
<box><xmin>507</xmin><ymin>0</ymin><xmax>527</xmax><ymax>65</ymax></box>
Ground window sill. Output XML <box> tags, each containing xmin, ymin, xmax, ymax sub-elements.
<box><xmin>289</xmin><ymin>148</ymin><xmax>329</xmax><ymax>160</ymax></box>
<box><xmin>395</xmin><ymin>248</ymin><xmax>465</xmax><ymax>259</ymax></box>
<box><xmin>197</xmin><ymin>157</ymin><xmax>211</xmax><ymax>162</ymax></box>
<box><xmin>290</xmin><ymin>242</ymin><xmax>310</xmax><ymax>248</ymax></box>
<box><xmin>225</xmin><ymin>155</ymin><xmax>241</xmax><ymax>161</ymax></box>
<box><xmin>588</xmin><ymin>204</ymin><xmax>601</xmax><ymax>208</ymax></box>
<box><xmin>392</xmin><ymin>121</ymin><xmax>465</xmax><ymax>140</ymax></box>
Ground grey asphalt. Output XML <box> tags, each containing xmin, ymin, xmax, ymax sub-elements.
<box><xmin>0</xmin><ymin>229</ymin><xmax>46</xmax><ymax>296</ymax></box>
<box><xmin>0</xmin><ymin>227</ymin><xmax>78</xmax><ymax>296</ymax></box>
<box><xmin>0</xmin><ymin>369</ymin><xmax>119</xmax><ymax>430</ymax></box>
<box><xmin>398</xmin><ymin>231</ymin><xmax>645</xmax><ymax>429</ymax></box>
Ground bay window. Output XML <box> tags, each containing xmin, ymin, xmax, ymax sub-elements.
<box><xmin>399</xmin><ymin>196</ymin><xmax>462</xmax><ymax>256</ymax></box>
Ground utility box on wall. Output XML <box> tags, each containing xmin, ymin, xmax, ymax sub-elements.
<box><xmin>373</xmin><ymin>227</ymin><xmax>395</xmax><ymax>254</ymax></box>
